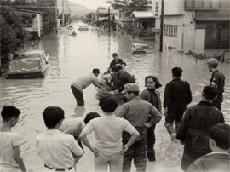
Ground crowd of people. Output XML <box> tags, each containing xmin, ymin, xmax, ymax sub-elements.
<box><xmin>0</xmin><ymin>53</ymin><xmax>229</xmax><ymax>172</ymax></box>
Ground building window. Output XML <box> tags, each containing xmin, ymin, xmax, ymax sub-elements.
<box><xmin>184</xmin><ymin>0</ymin><xmax>220</xmax><ymax>10</ymax></box>
<box><xmin>164</xmin><ymin>25</ymin><xmax>177</xmax><ymax>37</ymax></box>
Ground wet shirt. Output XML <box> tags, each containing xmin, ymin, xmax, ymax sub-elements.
<box><xmin>81</xmin><ymin>116</ymin><xmax>138</xmax><ymax>154</ymax></box>
<box><xmin>164</xmin><ymin>78</ymin><xmax>192</xmax><ymax>107</ymax></box>
<box><xmin>0</xmin><ymin>132</ymin><xmax>20</xmax><ymax>168</ymax></box>
<box><xmin>176</xmin><ymin>101</ymin><xmax>224</xmax><ymax>153</ymax></box>
<box><xmin>36</xmin><ymin>129</ymin><xmax>83</xmax><ymax>169</ymax></box>
<box><xmin>115</xmin><ymin>96</ymin><xmax>162</xmax><ymax>133</ymax></box>
<box><xmin>72</xmin><ymin>73</ymin><xmax>101</xmax><ymax>92</ymax></box>
<box><xmin>210</xmin><ymin>70</ymin><xmax>225</xmax><ymax>94</ymax></box>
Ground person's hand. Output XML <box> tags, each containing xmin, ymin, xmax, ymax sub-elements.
<box><xmin>120</xmin><ymin>144</ymin><xmax>129</xmax><ymax>154</ymax></box>
<box><xmin>145</xmin><ymin>122</ymin><xmax>152</xmax><ymax>128</ymax></box>
<box><xmin>89</xmin><ymin>146</ymin><xmax>99</xmax><ymax>157</ymax></box>
<box><xmin>164</xmin><ymin>107</ymin><xmax>168</xmax><ymax>117</ymax></box>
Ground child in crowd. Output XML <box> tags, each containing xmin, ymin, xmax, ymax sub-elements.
<box><xmin>0</xmin><ymin>106</ymin><xmax>27</xmax><ymax>172</ymax></box>
<box><xmin>60</xmin><ymin>112</ymin><xmax>101</xmax><ymax>170</ymax></box>
<box><xmin>187</xmin><ymin>123</ymin><xmax>230</xmax><ymax>172</ymax></box>
<box><xmin>79</xmin><ymin>96</ymin><xmax>140</xmax><ymax>172</ymax></box>
<box><xmin>36</xmin><ymin>106</ymin><xmax>83</xmax><ymax>172</ymax></box>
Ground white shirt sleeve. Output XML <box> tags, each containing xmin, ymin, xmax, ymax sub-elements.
<box><xmin>71</xmin><ymin>139</ymin><xmax>83</xmax><ymax>157</ymax></box>
<box><xmin>81</xmin><ymin>120</ymin><xmax>95</xmax><ymax>135</ymax></box>
<box><xmin>123</xmin><ymin>119</ymin><xmax>138</xmax><ymax>135</ymax></box>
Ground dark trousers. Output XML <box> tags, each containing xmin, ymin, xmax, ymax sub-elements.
<box><xmin>71</xmin><ymin>85</ymin><xmax>84</xmax><ymax>106</ymax></box>
<box><xmin>147</xmin><ymin>116</ymin><xmax>156</xmax><ymax>160</ymax></box>
<box><xmin>212</xmin><ymin>94</ymin><xmax>223</xmax><ymax>111</ymax></box>
<box><xmin>122</xmin><ymin>132</ymin><xmax>147</xmax><ymax>172</ymax></box>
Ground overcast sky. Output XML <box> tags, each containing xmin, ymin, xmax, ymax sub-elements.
<box><xmin>68</xmin><ymin>0</ymin><xmax>110</xmax><ymax>10</ymax></box>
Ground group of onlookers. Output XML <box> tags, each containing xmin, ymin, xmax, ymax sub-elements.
<box><xmin>0</xmin><ymin>53</ymin><xmax>229</xmax><ymax>172</ymax></box>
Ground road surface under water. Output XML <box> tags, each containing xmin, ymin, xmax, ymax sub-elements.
<box><xmin>0</xmin><ymin>22</ymin><xmax>229</xmax><ymax>172</ymax></box>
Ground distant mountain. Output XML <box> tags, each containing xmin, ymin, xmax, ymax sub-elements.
<box><xmin>67</xmin><ymin>1</ymin><xmax>95</xmax><ymax>16</ymax></box>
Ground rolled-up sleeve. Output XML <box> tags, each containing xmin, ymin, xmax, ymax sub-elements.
<box><xmin>71</xmin><ymin>139</ymin><xmax>83</xmax><ymax>157</ymax></box>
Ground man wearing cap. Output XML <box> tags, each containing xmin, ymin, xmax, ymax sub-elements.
<box><xmin>116</xmin><ymin>83</ymin><xmax>162</xmax><ymax>172</ymax></box>
<box><xmin>71</xmin><ymin>68</ymin><xmax>105</xmax><ymax>106</ymax></box>
<box><xmin>164</xmin><ymin>67</ymin><xmax>192</xmax><ymax>140</ymax></box>
<box><xmin>140</xmin><ymin>76</ymin><xmax>163</xmax><ymax>161</ymax></box>
<box><xmin>176</xmin><ymin>86</ymin><xmax>225</xmax><ymax>171</ymax></box>
<box><xmin>207</xmin><ymin>58</ymin><xmax>225</xmax><ymax>110</ymax></box>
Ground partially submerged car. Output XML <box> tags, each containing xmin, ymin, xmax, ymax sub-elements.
<box><xmin>131</xmin><ymin>43</ymin><xmax>149</xmax><ymax>54</ymax></box>
<box><xmin>6</xmin><ymin>50</ymin><xmax>49</xmax><ymax>79</ymax></box>
<box><xmin>78</xmin><ymin>26</ymin><xmax>89</xmax><ymax>31</ymax></box>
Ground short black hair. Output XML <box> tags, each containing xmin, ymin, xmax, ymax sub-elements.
<box><xmin>92</xmin><ymin>68</ymin><xmax>100</xmax><ymax>74</ymax></box>
<box><xmin>172</xmin><ymin>67</ymin><xmax>182</xmax><ymax>77</ymax></box>
<box><xmin>1</xmin><ymin>106</ymin><xmax>20</xmax><ymax>122</ymax></box>
<box><xmin>83</xmin><ymin>112</ymin><xmax>101</xmax><ymax>124</ymax></box>
<box><xmin>43</xmin><ymin>106</ymin><xmax>65</xmax><ymax>129</ymax></box>
<box><xmin>117</xmin><ymin>65</ymin><xmax>123</xmax><ymax>70</ymax></box>
<box><xmin>111</xmin><ymin>66</ymin><xmax>118</xmax><ymax>72</ymax></box>
<box><xmin>210</xmin><ymin>123</ymin><xmax>230</xmax><ymax>150</ymax></box>
<box><xmin>203</xmin><ymin>85</ymin><xmax>217</xmax><ymax>100</ymax></box>
<box><xmin>112</xmin><ymin>53</ymin><xmax>118</xmax><ymax>57</ymax></box>
<box><xmin>145</xmin><ymin>76</ymin><xmax>162</xmax><ymax>89</ymax></box>
<box><xmin>99</xmin><ymin>96</ymin><xmax>118</xmax><ymax>112</ymax></box>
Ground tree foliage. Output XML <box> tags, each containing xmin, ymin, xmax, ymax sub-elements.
<box><xmin>0</xmin><ymin>7</ymin><xmax>31</xmax><ymax>59</ymax></box>
<box><xmin>108</xmin><ymin>0</ymin><xmax>151</xmax><ymax>16</ymax></box>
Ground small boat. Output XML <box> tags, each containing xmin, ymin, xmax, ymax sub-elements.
<box><xmin>6</xmin><ymin>50</ymin><xmax>49</xmax><ymax>79</ymax></box>
<box><xmin>131</xmin><ymin>43</ymin><xmax>149</xmax><ymax>54</ymax></box>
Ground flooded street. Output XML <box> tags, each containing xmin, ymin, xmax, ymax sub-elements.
<box><xmin>0</xmin><ymin>22</ymin><xmax>229</xmax><ymax>172</ymax></box>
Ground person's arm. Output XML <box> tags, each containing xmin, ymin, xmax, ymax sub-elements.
<box><xmin>13</xmin><ymin>146</ymin><xmax>26</xmax><ymax>172</ymax></box>
<box><xmin>164</xmin><ymin>84</ymin><xmax>171</xmax><ymax>116</ymax></box>
<box><xmin>122</xmin><ymin>121</ymin><xmax>140</xmax><ymax>152</ymax></box>
<box><xmin>145</xmin><ymin>105</ymin><xmax>162</xmax><ymax>128</ymax></box>
<box><xmin>79</xmin><ymin>134</ymin><xmax>98</xmax><ymax>155</ymax></box>
<box><xmin>176</xmin><ymin>108</ymin><xmax>191</xmax><ymax>142</ymax></box>
<box><xmin>186</xmin><ymin>83</ymin><xmax>192</xmax><ymax>105</ymax></box>
<box><xmin>71</xmin><ymin>139</ymin><xmax>84</xmax><ymax>158</ymax></box>
<box><xmin>115</xmin><ymin>105</ymin><xmax>127</xmax><ymax>118</ymax></box>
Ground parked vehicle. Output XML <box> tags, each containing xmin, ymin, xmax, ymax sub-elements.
<box><xmin>131</xmin><ymin>43</ymin><xmax>149</xmax><ymax>54</ymax></box>
<box><xmin>6</xmin><ymin>50</ymin><xmax>49</xmax><ymax>79</ymax></box>
<box><xmin>78</xmin><ymin>26</ymin><xmax>89</xmax><ymax>31</ymax></box>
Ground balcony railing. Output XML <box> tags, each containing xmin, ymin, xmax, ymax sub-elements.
<box><xmin>184</xmin><ymin>0</ymin><xmax>220</xmax><ymax>10</ymax></box>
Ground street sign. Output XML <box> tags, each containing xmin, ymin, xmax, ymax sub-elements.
<box><xmin>152</xmin><ymin>0</ymin><xmax>162</xmax><ymax>18</ymax></box>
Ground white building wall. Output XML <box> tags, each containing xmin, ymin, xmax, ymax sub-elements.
<box><xmin>153</xmin><ymin>0</ymin><xmax>196</xmax><ymax>51</ymax></box>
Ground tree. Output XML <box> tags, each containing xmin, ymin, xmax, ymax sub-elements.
<box><xmin>107</xmin><ymin>0</ymin><xmax>151</xmax><ymax>16</ymax></box>
<box><xmin>0</xmin><ymin>7</ymin><xmax>30</xmax><ymax>59</ymax></box>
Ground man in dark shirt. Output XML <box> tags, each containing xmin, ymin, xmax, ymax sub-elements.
<box><xmin>164</xmin><ymin>67</ymin><xmax>192</xmax><ymax>140</ymax></box>
<box><xmin>176</xmin><ymin>86</ymin><xmax>225</xmax><ymax>171</ymax></box>
<box><xmin>207</xmin><ymin>58</ymin><xmax>225</xmax><ymax>110</ymax></box>
<box><xmin>109</xmin><ymin>53</ymin><xmax>125</xmax><ymax>69</ymax></box>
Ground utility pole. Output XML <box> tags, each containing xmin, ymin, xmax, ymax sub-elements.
<box><xmin>62</xmin><ymin>0</ymin><xmax>65</xmax><ymax>27</ymax></box>
<box><xmin>159</xmin><ymin>0</ymin><xmax>164</xmax><ymax>52</ymax></box>
<box><xmin>108</xmin><ymin>7</ymin><xmax>110</xmax><ymax>32</ymax></box>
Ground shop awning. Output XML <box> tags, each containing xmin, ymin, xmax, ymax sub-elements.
<box><xmin>195</xmin><ymin>10</ymin><xmax>230</xmax><ymax>21</ymax></box>
<box><xmin>130</xmin><ymin>11</ymin><xmax>155</xmax><ymax>19</ymax></box>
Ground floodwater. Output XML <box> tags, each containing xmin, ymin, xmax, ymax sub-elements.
<box><xmin>0</xmin><ymin>22</ymin><xmax>229</xmax><ymax>172</ymax></box>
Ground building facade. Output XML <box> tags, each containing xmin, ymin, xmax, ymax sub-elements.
<box><xmin>152</xmin><ymin>0</ymin><xmax>229</xmax><ymax>52</ymax></box>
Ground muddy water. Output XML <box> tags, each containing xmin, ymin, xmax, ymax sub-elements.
<box><xmin>0</xmin><ymin>22</ymin><xmax>229</xmax><ymax>172</ymax></box>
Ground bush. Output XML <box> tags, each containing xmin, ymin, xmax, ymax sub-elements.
<box><xmin>0</xmin><ymin>7</ymin><xmax>30</xmax><ymax>59</ymax></box>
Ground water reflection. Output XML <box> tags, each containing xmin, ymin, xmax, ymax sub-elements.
<box><xmin>0</xmin><ymin>22</ymin><xmax>229</xmax><ymax>171</ymax></box>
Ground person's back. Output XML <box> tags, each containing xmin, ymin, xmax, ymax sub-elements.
<box><xmin>187</xmin><ymin>123</ymin><xmax>230</xmax><ymax>172</ymax></box>
<box><xmin>37</xmin><ymin>106</ymin><xmax>83</xmax><ymax>171</ymax></box>
<box><xmin>0</xmin><ymin>106</ymin><xmax>26</xmax><ymax>172</ymax></box>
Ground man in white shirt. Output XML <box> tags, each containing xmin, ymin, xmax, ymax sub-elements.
<box><xmin>37</xmin><ymin>106</ymin><xmax>83</xmax><ymax>172</ymax></box>
<box><xmin>79</xmin><ymin>96</ymin><xmax>140</xmax><ymax>172</ymax></box>
<box><xmin>71</xmin><ymin>68</ymin><xmax>105</xmax><ymax>106</ymax></box>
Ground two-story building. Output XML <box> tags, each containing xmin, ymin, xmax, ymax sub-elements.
<box><xmin>152</xmin><ymin>0</ymin><xmax>229</xmax><ymax>52</ymax></box>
